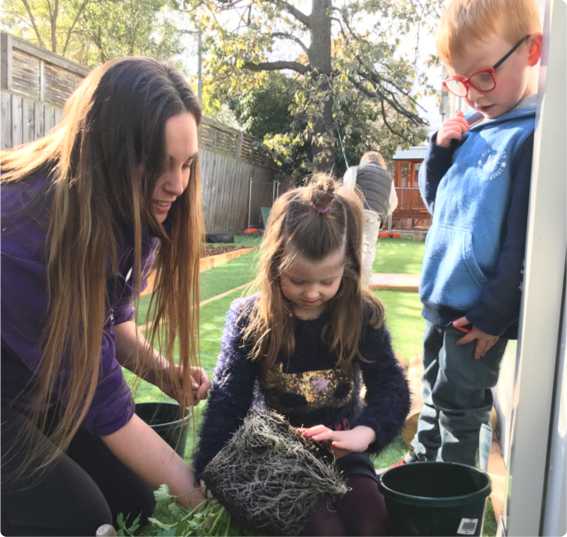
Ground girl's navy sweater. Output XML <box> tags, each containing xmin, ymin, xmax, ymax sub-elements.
<box><xmin>193</xmin><ymin>296</ymin><xmax>410</xmax><ymax>481</ymax></box>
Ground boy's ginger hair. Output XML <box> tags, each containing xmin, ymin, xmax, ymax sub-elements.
<box><xmin>437</xmin><ymin>0</ymin><xmax>541</xmax><ymax>64</ymax></box>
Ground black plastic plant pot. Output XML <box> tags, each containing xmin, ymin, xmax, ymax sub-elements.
<box><xmin>205</xmin><ymin>233</ymin><xmax>234</xmax><ymax>243</ymax></box>
<box><xmin>135</xmin><ymin>402</ymin><xmax>190</xmax><ymax>457</ymax></box>
<box><xmin>379</xmin><ymin>461</ymin><xmax>491</xmax><ymax>536</ymax></box>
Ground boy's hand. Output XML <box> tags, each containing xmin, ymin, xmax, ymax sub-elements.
<box><xmin>454</xmin><ymin>316</ymin><xmax>500</xmax><ymax>360</ymax></box>
<box><xmin>436</xmin><ymin>111</ymin><xmax>470</xmax><ymax>148</ymax></box>
<box><xmin>298</xmin><ymin>425</ymin><xmax>376</xmax><ymax>459</ymax></box>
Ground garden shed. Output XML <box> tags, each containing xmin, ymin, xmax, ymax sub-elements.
<box><xmin>391</xmin><ymin>144</ymin><xmax>430</xmax><ymax>231</ymax></box>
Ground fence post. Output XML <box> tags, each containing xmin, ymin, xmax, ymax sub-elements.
<box><xmin>247</xmin><ymin>176</ymin><xmax>254</xmax><ymax>228</ymax></box>
<box><xmin>1</xmin><ymin>32</ymin><xmax>12</xmax><ymax>92</ymax></box>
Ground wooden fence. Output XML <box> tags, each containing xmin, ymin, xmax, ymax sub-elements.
<box><xmin>0</xmin><ymin>32</ymin><xmax>278</xmax><ymax>233</ymax></box>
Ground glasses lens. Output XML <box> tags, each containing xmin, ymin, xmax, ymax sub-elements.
<box><xmin>444</xmin><ymin>79</ymin><xmax>468</xmax><ymax>97</ymax></box>
<box><xmin>470</xmin><ymin>71</ymin><xmax>495</xmax><ymax>92</ymax></box>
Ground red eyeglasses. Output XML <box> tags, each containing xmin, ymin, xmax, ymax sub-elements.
<box><xmin>443</xmin><ymin>35</ymin><xmax>531</xmax><ymax>97</ymax></box>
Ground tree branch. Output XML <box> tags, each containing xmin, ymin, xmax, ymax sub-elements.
<box><xmin>353</xmin><ymin>54</ymin><xmax>427</xmax><ymax>115</ymax></box>
<box><xmin>62</xmin><ymin>0</ymin><xmax>91</xmax><ymax>55</ymax></box>
<box><xmin>330</xmin><ymin>16</ymin><xmax>348</xmax><ymax>41</ymax></box>
<box><xmin>272</xmin><ymin>32</ymin><xmax>309</xmax><ymax>54</ymax></box>
<box><xmin>348</xmin><ymin>74</ymin><xmax>426</xmax><ymax>126</ymax></box>
<box><xmin>20</xmin><ymin>0</ymin><xmax>46</xmax><ymax>49</ymax></box>
<box><xmin>45</xmin><ymin>0</ymin><xmax>58</xmax><ymax>51</ymax></box>
<box><xmin>271</xmin><ymin>0</ymin><xmax>310</xmax><ymax>27</ymax></box>
<box><xmin>243</xmin><ymin>60</ymin><xmax>309</xmax><ymax>74</ymax></box>
<box><xmin>336</xmin><ymin>5</ymin><xmax>364</xmax><ymax>42</ymax></box>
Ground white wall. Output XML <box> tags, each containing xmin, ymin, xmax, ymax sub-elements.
<box><xmin>496</xmin><ymin>1</ymin><xmax>566</xmax><ymax>534</ymax></box>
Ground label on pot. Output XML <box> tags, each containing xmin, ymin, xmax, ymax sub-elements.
<box><xmin>457</xmin><ymin>518</ymin><xmax>479</xmax><ymax>535</ymax></box>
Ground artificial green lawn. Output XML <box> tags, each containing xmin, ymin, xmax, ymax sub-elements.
<box><xmin>199</xmin><ymin>250</ymin><xmax>258</xmax><ymax>302</ymax></box>
<box><xmin>373</xmin><ymin>237</ymin><xmax>425</xmax><ymax>274</ymax></box>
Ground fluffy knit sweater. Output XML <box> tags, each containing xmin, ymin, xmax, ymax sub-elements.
<box><xmin>193</xmin><ymin>296</ymin><xmax>410</xmax><ymax>480</ymax></box>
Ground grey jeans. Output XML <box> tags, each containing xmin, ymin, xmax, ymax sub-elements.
<box><xmin>411</xmin><ymin>321</ymin><xmax>507</xmax><ymax>467</ymax></box>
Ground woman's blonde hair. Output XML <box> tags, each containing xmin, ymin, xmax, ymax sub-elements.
<box><xmin>243</xmin><ymin>174</ymin><xmax>384</xmax><ymax>372</ymax></box>
<box><xmin>1</xmin><ymin>57</ymin><xmax>204</xmax><ymax>479</ymax></box>
<box><xmin>436</xmin><ymin>0</ymin><xmax>541</xmax><ymax>64</ymax></box>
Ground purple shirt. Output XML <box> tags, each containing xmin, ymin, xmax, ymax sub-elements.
<box><xmin>1</xmin><ymin>171</ymin><xmax>157</xmax><ymax>435</ymax></box>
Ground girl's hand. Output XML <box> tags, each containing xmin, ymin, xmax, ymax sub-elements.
<box><xmin>436</xmin><ymin>111</ymin><xmax>470</xmax><ymax>148</ymax></box>
<box><xmin>454</xmin><ymin>316</ymin><xmax>500</xmax><ymax>360</ymax></box>
<box><xmin>298</xmin><ymin>425</ymin><xmax>376</xmax><ymax>459</ymax></box>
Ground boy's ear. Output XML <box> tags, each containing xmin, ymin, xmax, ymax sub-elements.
<box><xmin>528</xmin><ymin>33</ymin><xmax>543</xmax><ymax>66</ymax></box>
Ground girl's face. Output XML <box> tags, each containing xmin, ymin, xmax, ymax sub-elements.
<box><xmin>280</xmin><ymin>246</ymin><xmax>346</xmax><ymax>320</ymax></box>
<box><xmin>151</xmin><ymin>112</ymin><xmax>199</xmax><ymax>224</ymax></box>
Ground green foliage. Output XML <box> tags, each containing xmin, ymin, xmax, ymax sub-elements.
<box><xmin>1</xmin><ymin>0</ymin><xmax>184</xmax><ymax>68</ymax></box>
<box><xmin>123</xmin><ymin>485</ymin><xmax>258</xmax><ymax>536</ymax></box>
<box><xmin>77</xmin><ymin>0</ymin><xmax>184</xmax><ymax>65</ymax></box>
<box><xmin>116</xmin><ymin>512</ymin><xmax>142</xmax><ymax>537</ymax></box>
<box><xmin>229</xmin><ymin>73</ymin><xmax>297</xmax><ymax>142</ymax></box>
<box><xmin>186</xmin><ymin>0</ymin><xmax>442</xmax><ymax>181</ymax></box>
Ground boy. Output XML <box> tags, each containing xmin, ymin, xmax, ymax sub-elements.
<box><xmin>408</xmin><ymin>0</ymin><xmax>542</xmax><ymax>467</ymax></box>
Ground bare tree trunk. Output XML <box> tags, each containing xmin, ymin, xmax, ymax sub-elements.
<box><xmin>308</xmin><ymin>0</ymin><xmax>335</xmax><ymax>172</ymax></box>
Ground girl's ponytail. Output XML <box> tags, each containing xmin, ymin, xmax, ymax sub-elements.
<box><xmin>309</xmin><ymin>174</ymin><xmax>336</xmax><ymax>215</ymax></box>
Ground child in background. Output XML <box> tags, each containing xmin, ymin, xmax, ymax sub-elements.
<box><xmin>194</xmin><ymin>175</ymin><xmax>410</xmax><ymax>535</ymax></box>
<box><xmin>408</xmin><ymin>0</ymin><xmax>542</xmax><ymax>467</ymax></box>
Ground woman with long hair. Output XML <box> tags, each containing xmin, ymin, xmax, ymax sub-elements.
<box><xmin>1</xmin><ymin>57</ymin><xmax>209</xmax><ymax>535</ymax></box>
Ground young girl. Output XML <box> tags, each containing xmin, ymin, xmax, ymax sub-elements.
<box><xmin>193</xmin><ymin>175</ymin><xmax>410</xmax><ymax>535</ymax></box>
<box><xmin>1</xmin><ymin>57</ymin><xmax>209</xmax><ymax>536</ymax></box>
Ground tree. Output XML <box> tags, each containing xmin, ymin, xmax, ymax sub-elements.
<box><xmin>181</xmin><ymin>0</ymin><xmax>441</xmax><ymax>178</ymax></box>
<box><xmin>1</xmin><ymin>0</ymin><xmax>91</xmax><ymax>57</ymax></box>
<box><xmin>1</xmin><ymin>0</ymin><xmax>184</xmax><ymax>67</ymax></box>
<box><xmin>228</xmin><ymin>72</ymin><xmax>297</xmax><ymax>142</ymax></box>
<box><xmin>77</xmin><ymin>0</ymin><xmax>183</xmax><ymax>64</ymax></box>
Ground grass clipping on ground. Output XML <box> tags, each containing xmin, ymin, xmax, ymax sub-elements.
<box><xmin>202</xmin><ymin>409</ymin><xmax>348</xmax><ymax>535</ymax></box>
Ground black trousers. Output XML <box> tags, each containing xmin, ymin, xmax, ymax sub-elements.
<box><xmin>1</xmin><ymin>407</ymin><xmax>155</xmax><ymax>536</ymax></box>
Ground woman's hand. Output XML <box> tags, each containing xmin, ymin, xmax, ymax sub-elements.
<box><xmin>188</xmin><ymin>366</ymin><xmax>210</xmax><ymax>403</ymax></box>
<box><xmin>186</xmin><ymin>479</ymin><xmax>207</xmax><ymax>508</ymax></box>
<box><xmin>298</xmin><ymin>425</ymin><xmax>376</xmax><ymax>459</ymax></box>
<box><xmin>114</xmin><ymin>322</ymin><xmax>210</xmax><ymax>405</ymax></box>
<box><xmin>157</xmin><ymin>365</ymin><xmax>210</xmax><ymax>407</ymax></box>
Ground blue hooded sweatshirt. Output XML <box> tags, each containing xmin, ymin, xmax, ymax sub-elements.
<box><xmin>419</xmin><ymin>97</ymin><xmax>537</xmax><ymax>338</ymax></box>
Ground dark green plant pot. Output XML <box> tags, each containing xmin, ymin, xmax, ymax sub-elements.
<box><xmin>135</xmin><ymin>402</ymin><xmax>189</xmax><ymax>457</ymax></box>
<box><xmin>379</xmin><ymin>461</ymin><xmax>491</xmax><ymax>536</ymax></box>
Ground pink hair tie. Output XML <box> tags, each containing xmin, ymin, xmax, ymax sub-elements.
<box><xmin>312</xmin><ymin>202</ymin><xmax>331</xmax><ymax>214</ymax></box>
